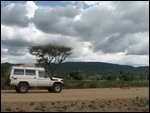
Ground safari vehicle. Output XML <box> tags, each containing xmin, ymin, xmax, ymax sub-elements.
<box><xmin>9</xmin><ymin>65</ymin><xmax>63</xmax><ymax>93</ymax></box>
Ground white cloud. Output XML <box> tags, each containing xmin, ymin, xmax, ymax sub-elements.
<box><xmin>1</xmin><ymin>53</ymin><xmax>36</xmax><ymax>64</ymax></box>
<box><xmin>100</xmin><ymin>1</ymin><xmax>115</xmax><ymax>10</ymax></box>
<box><xmin>25</xmin><ymin>1</ymin><xmax>38</xmax><ymax>18</ymax></box>
<box><xmin>1</xmin><ymin>1</ymin><xmax>149</xmax><ymax>67</ymax></box>
<box><xmin>1</xmin><ymin>48</ymin><xmax>8</xmax><ymax>54</ymax></box>
<box><xmin>83</xmin><ymin>1</ymin><xmax>100</xmax><ymax>6</ymax></box>
<box><xmin>126</xmin><ymin>32</ymin><xmax>149</xmax><ymax>55</ymax></box>
<box><xmin>68</xmin><ymin>52</ymin><xmax>149</xmax><ymax>67</ymax></box>
<box><xmin>1</xmin><ymin>2</ymin><xmax>29</xmax><ymax>27</ymax></box>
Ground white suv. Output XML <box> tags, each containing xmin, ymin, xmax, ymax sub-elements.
<box><xmin>9</xmin><ymin>66</ymin><xmax>63</xmax><ymax>93</ymax></box>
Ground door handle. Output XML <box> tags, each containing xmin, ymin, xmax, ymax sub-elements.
<box><xmin>12</xmin><ymin>76</ymin><xmax>17</xmax><ymax>80</ymax></box>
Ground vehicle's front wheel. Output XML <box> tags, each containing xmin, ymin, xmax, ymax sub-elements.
<box><xmin>52</xmin><ymin>83</ymin><xmax>62</xmax><ymax>93</ymax></box>
<box><xmin>18</xmin><ymin>83</ymin><xmax>29</xmax><ymax>93</ymax></box>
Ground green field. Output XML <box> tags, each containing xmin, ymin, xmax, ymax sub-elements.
<box><xmin>63</xmin><ymin>79</ymin><xmax>149</xmax><ymax>89</ymax></box>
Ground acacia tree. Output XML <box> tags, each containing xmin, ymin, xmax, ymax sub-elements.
<box><xmin>29</xmin><ymin>44</ymin><xmax>72</xmax><ymax>76</ymax></box>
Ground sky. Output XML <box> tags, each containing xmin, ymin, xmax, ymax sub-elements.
<box><xmin>1</xmin><ymin>1</ymin><xmax>149</xmax><ymax>67</ymax></box>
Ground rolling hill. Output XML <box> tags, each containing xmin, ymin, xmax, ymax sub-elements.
<box><xmin>55</xmin><ymin>62</ymin><xmax>149</xmax><ymax>75</ymax></box>
<box><xmin>1</xmin><ymin>62</ymin><xmax>149</xmax><ymax>75</ymax></box>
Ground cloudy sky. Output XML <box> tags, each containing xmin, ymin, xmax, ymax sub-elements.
<box><xmin>1</xmin><ymin>1</ymin><xmax>149</xmax><ymax>67</ymax></box>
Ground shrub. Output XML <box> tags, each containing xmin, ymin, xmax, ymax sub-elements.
<box><xmin>76</xmin><ymin>82</ymin><xmax>86</xmax><ymax>88</ymax></box>
<box><xmin>88</xmin><ymin>81</ymin><xmax>98</xmax><ymax>88</ymax></box>
<box><xmin>106</xmin><ymin>74</ymin><xmax>114</xmax><ymax>80</ymax></box>
<box><xmin>69</xmin><ymin>71</ymin><xmax>85</xmax><ymax>80</ymax></box>
<box><xmin>88</xmin><ymin>103</ymin><xmax>97</xmax><ymax>109</ymax></box>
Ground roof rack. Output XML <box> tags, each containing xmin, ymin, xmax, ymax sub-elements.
<box><xmin>19</xmin><ymin>64</ymin><xmax>37</xmax><ymax>67</ymax></box>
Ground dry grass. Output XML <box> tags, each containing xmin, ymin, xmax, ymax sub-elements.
<box><xmin>1</xmin><ymin>97</ymin><xmax>149</xmax><ymax>112</ymax></box>
<box><xmin>1</xmin><ymin>87</ymin><xmax>149</xmax><ymax>112</ymax></box>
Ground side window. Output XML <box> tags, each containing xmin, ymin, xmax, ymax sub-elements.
<box><xmin>25</xmin><ymin>70</ymin><xmax>35</xmax><ymax>75</ymax></box>
<box><xmin>14</xmin><ymin>69</ymin><xmax>24</xmax><ymax>75</ymax></box>
<box><xmin>38</xmin><ymin>71</ymin><xmax>48</xmax><ymax>78</ymax></box>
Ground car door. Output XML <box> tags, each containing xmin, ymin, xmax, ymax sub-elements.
<box><xmin>25</xmin><ymin>69</ymin><xmax>38</xmax><ymax>87</ymax></box>
<box><xmin>37</xmin><ymin>71</ymin><xmax>51</xmax><ymax>87</ymax></box>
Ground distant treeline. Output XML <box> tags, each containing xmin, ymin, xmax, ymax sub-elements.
<box><xmin>55</xmin><ymin>62</ymin><xmax>149</xmax><ymax>75</ymax></box>
<box><xmin>1</xmin><ymin>62</ymin><xmax>149</xmax><ymax>77</ymax></box>
<box><xmin>1</xmin><ymin>62</ymin><xmax>149</xmax><ymax>80</ymax></box>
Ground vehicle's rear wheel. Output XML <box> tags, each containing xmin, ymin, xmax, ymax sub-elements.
<box><xmin>52</xmin><ymin>83</ymin><xmax>62</xmax><ymax>93</ymax></box>
<box><xmin>18</xmin><ymin>83</ymin><xmax>29</xmax><ymax>93</ymax></box>
<box><xmin>47</xmin><ymin>87</ymin><xmax>53</xmax><ymax>92</ymax></box>
<box><xmin>15</xmin><ymin>86</ymin><xmax>20</xmax><ymax>93</ymax></box>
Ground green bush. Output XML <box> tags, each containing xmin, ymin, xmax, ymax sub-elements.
<box><xmin>69</xmin><ymin>71</ymin><xmax>85</xmax><ymax>80</ymax></box>
<box><xmin>88</xmin><ymin>81</ymin><xmax>98</xmax><ymax>88</ymax></box>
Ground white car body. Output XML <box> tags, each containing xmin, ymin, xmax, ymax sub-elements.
<box><xmin>9</xmin><ymin>66</ymin><xmax>63</xmax><ymax>93</ymax></box>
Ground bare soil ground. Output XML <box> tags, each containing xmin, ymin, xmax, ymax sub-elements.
<box><xmin>1</xmin><ymin>87</ymin><xmax>149</xmax><ymax>112</ymax></box>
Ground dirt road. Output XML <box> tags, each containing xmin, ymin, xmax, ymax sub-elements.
<box><xmin>1</xmin><ymin>87</ymin><xmax>149</xmax><ymax>102</ymax></box>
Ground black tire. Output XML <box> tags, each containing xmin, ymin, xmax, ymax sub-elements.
<box><xmin>47</xmin><ymin>87</ymin><xmax>53</xmax><ymax>92</ymax></box>
<box><xmin>18</xmin><ymin>83</ymin><xmax>29</xmax><ymax>93</ymax></box>
<box><xmin>15</xmin><ymin>86</ymin><xmax>20</xmax><ymax>93</ymax></box>
<box><xmin>52</xmin><ymin>83</ymin><xmax>62</xmax><ymax>93</ymax></box>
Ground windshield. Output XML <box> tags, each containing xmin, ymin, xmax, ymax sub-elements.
<box><xmin>38</xmin><ymin>71</ymin><xmax>49</xmax><ymax>78</ymax></box>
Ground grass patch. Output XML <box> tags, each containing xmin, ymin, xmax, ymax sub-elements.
<box><xmin>82</xmin><ymin>102</ymin><xmax>85</xmax><ymax>105</ymax></box>
<box><xmin>51</xmin><ymin>102</ymin><xmax>55</xmax><ymax>105</ymax></box>
<box><xmin>30</xmin><ymin>102</ymin><xmax>35</xmax><ymax>106</ymax></box>
<box><xmin>91</xmin><ymin>100</ymin><xmax>96</xmax><ymax>104</ymax></box>
<box><xmin>88</xmin><ymin>103</ymin><xmax>97</xmax><ymax>110</ymax></box>
<box><xmin>127</xmin><ymin>107</ymin><xmax>131</xmax><ymax>110</ymax></box>
<box><xmin>118</xmin><ymin>106</ymin><xmax>121</xmax><ymax>110</ymax></box>
<box><xmin>99</xmin><ymin>104</ymin><xmax>105</xmax><ymax>108</ymax></box>
<box><xmin>34</xmin><ymin>107</ymin><xmax>45</xmax><ymax>111</ymax></box>
<box><xmin>17</xmin><ymin>109</ymin><xmax>26</xmax><ymax>112</ymax></box>
<box><xmin>64</xmin><ymin>79</ymin><xmax>149</xmax><ymax>89</ymax></box>
<box><xmin>88</xmin><ymin>81</ymin><xmax>98</xmax><ymax>88</ymax></box>
<box><xmin>70</xmin><ymin>103</ymin><xmax>75</xmax><ymax>107</ymax></box>
<box><xmin>108</xmin><ymin>100</ymin><xmax>112</xmax><ymax>103</ymax></box>
<box><xmin>56</xmin><ymin>109</ymin><xmax>65</xmax><ymax>112</ymax></box>
<box><xmin>132</xmin><ymin>99</ymin><xmax>135</xmax><ymax>103</ymax></box>
<box><xmin>34</xmin><ymin>103</ymin><xmax>46</xmax><ymax>111</ymax></box>
<box><xmin>16</xmin><ymin>107</ymin><xmax>19</xmax><ymax>110</ymax></box>
<box><xmin>34</xmin><ymin>107</ymin><xmax>40</xmax><ymax>111</ymax></box>
<box><xmin>62</xmin><ymin>105</ymin><xmax>68</xmax><ymax>110</ymax></box>
<box><xmin>5</xmin><ymin>107</ymin><xmax>12</xmax><ymax>111</ymax></box>
<box><xmin>136</xmin><ymin>96</ymin><xmax>139</xmax><ymax>101</ymax></box>
<box><xmin>57</xmin><ymin>101</ymin><xmax>61</xmax><ymax>104</ymax></box>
